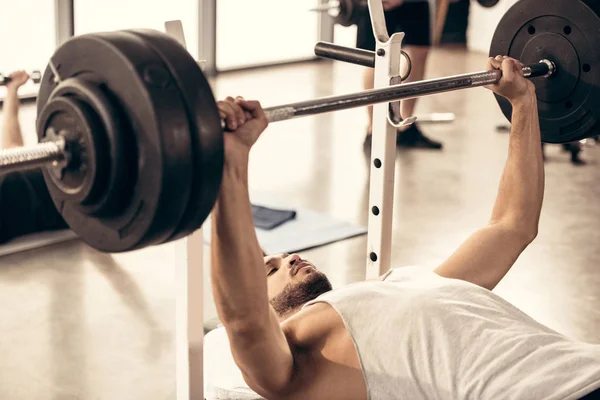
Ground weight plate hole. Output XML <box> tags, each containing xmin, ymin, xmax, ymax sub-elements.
<box><xmin>565</xmin><ymin>100</ymin><xmax>573</xmax><ymax>109</ymax></box>
<box><xmin>370</xmin><ymin>252</ymin><xmax>378</xmax><ymax>262</ymax></box>
<box><xmin>583</xmin><ymin>64</ymin><xmax>591</xmax><ymax>73</ymax></box>
<box><xmin>528</xmin><ymin>25</ymin><xmax>536</xmax><ymax>35</ymax></box>
<box><xmin>563</xmin><ymin>26</ymin><xmax>572</xmax><ymax>35</ymax></box>
<box><xmin>374</xmin><ymin>158</ymin><xmax>382</xmax><ymax>168</ymax></box>
<box><xmin>372</xmin><ymin>206</ymin><xmax>380</xmax><ymax>216</ymax></box>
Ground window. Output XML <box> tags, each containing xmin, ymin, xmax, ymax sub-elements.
<box><xmin>216</xmin><ymin>0</ymin><xmax>319</xmax><ymax>70</ymax></box>
<box><xmin>0</xmin><ymin>0</ymin><xmax>56</xmax><ymax>99</ymax></box>
<box><xmin>74</xmin><ymin>0</ymin><xmax>200</xmax><ymax>59</ymax></box>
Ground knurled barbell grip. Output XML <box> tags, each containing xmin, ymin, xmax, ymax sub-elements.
<box><xmin>0</xmin><ymin>139</ymin><xmax>67</xmax><ymax>175</ymax></box>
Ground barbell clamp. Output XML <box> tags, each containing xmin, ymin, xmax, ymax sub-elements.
<box><xmin>522</xmin><ymin>59</ymin><xmax>557</xmax><ymax>79</ymax></box>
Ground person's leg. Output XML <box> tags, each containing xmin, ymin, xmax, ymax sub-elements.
<box><xmin>399</xmin><ymin>45</ymin><xmax>429</xmax><ymax>120</ymax></box>
<box><xmin>392</xmin><ymin>2</ymin><xmax>443</xmax><ymax>149</ymax></box>
<box><xmin>1</xmin><ymin>71</ymin><xmax>29</xmax><ymax>149</ymax></box>
<box><xmin>356</xmin><ymin>11</ymin><xmax>377</xmax><ymax>136</ymax></box>
<box><xmin>363</xmin><ymin>67</ymin><xmax>375</xmax><ymax>134</ymax></box>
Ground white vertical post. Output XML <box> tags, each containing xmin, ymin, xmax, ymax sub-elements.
<box><xmin>365</xmin><ymin>0</ymin><xmax>404</xmax><ymax>279</ymax></box>
<box><xmin>175</xmin><ymin>229</ymin><xmax>205</xmax><ymax>400</ymax></box>
<box><xmin>54</xmin><ymin>0</ymin><xmax>74</xmax><ymax>47</ymax></box>
<box><xmin>166</xmin><ymin>20</ymin><xmax>205</xmax><ymax>400</ymax></box>
<box><xmin>198</xmin><ymin>0</ymin><xmax>217</xmax><ymax>77</ymax></box>
<box><xmin>317</xmin><ymin>0</ymin><xmax>335</xmax><ymax>44</ymax></box>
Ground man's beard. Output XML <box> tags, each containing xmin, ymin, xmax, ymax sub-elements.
<box><xmin>270</xmin><ymin>271</ymin><xmax>333</xmax><ymax>317</ymax></box>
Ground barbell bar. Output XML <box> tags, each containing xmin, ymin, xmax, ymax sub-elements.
<box><xmin>1</xmin><ymin>58</ymin><xmax>554</xmax><ymax>172</ymax></box>
<box><xmin>261</xmin><ymin>59</ymin><xmax>554</xmax><ymax>123</ymax></box>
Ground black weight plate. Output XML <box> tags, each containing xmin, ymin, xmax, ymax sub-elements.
<box><xmin>337</xmin><ymin>0</ymin><xmax>355</xmax><ymax>27</ymax></box>
<box><xmin>37</xmin><ymin>95</ymin><xmax>105</xmax><ymax>206</ymax></box>
<box><xmin>42</xmin><ymin>78</ymin><xmax>128</xmax><ymax>217</ymax></box>
<box><xmin>490</xmin><ymin>0</ymin><xmax>600</xmax><ymax>144</ymax></box>
<box><xmin>477</xmin><ymin>0</ymin><xmax>500</xmax><ymax>8</ymax></box>
<box><xmin>130</xmin><ymin>29</ymin><xmax>224</xmax><ymax>243</ymax></box>
<box><xmin>37</xmin><ymin>31</ymin><xmax>193</xmax><ymax>252</ymax></box>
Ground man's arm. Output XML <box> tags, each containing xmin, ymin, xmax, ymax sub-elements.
<box><xmin>1</xmin><ymin>71</ymin><xmax>29</xmax><ymax>149</ymax></box>
<box><xmin>434</xmin><ymin>56</ymin><xmax>544</xmax><ymax>290</ymax></box>
<box><xmin>211</xmin><ymin>97</ymin><xmax>296</xmax><ymax>398</ymax></box>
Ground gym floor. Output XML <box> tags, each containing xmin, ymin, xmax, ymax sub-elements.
<box><xmin>1</xmin><ymin>47</ymin><xmax>599</xmax><ymax>400</ymax></box>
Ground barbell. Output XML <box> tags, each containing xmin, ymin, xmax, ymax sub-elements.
<box><xmin>0</xmin><ymin>0</ymin><xmax>598</xmax><ymax>254</ymax></box>
<box><xmin>0</xmin><ymin>70</ymin><xmax>42</xmax><ymax>86</ymax></box>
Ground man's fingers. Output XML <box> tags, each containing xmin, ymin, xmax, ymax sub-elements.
<box><xmin>488</xmin><ymin>57</ymin><xmax>502</xmax><ymax>70</ymax></box>
<box><xmin>239</xmin><ymin>100</ymin><xmax>266</xmax><ymax>121</ymax></box>
<box><xmin>501</xmin><ymin>58</ymin><xmax>517</xmax><ymax>81</ymax></box>
<box><xmin>218</xmin><ymin>102</ymin><xmax>239</xmax><ymax>130</ymax></box>
<box><xmin>502</xmin><ymin>57</ymin><xmax>523</xmax><ymax>73</ymax></box>
<box><xmin>9</xmin><ymin>70</ymin><xmax>26</xmax><ymax>78</ymax></box>
<box><xmin>221</xmin><ymin>97</ymin><xmax>267</xmax><ymax>127</ymax></box>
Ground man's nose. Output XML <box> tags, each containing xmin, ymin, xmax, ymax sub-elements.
<box><xmin>284</xmin><ymin>254</ymin><xmax>301</xmax><ymax>268</ymax></box>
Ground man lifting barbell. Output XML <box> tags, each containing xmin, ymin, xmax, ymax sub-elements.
<box><xmin>206</xmin><ymin>57</ymin><xmax>600</xmax><ymax>399</ymax></box>
<box><xmin>0</xmin><ymin>71</ymin><xmax>67</xmax><ymax>244</ymax></box>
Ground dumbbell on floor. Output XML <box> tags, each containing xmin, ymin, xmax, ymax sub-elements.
<box><xmin>0</xmin><ymin>70</ymin><xmax>42</xmax><ymax>86</ymax></box>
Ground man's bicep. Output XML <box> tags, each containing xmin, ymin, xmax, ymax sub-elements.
<box><xmin>434</xmin><ymin>223</ymin><xmax>531</xmax><ymax>290</ymax></box>
<box><xmin>227</xmin><ymin>307</ymin><xmax>296</xmax><ymax>398</ymax></box>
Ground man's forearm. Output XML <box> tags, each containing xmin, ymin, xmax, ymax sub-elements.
<box><xmin>211</xmin><ymin>156</ymin><xmax>271</xmax><ymax>328</ymax></box>
<box><xmin>491</xmin><ymin>93</ymin><xmax>544</xmax><ymax>235</ymax></box>
<box><xmin>2</xmin><ymin>89</ymin><xmax>24</xmax><ymax>148</ymax></box>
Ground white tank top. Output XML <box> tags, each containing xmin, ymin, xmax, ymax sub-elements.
<box><xmin>304</xmin><ymin>267</ymin><xmax>600</xmax><ymax>400</ymax></box>
<box><xmin>204</xmin><ymin>267</ymin><xmax>600</xmax><ymax>400</ymax></box>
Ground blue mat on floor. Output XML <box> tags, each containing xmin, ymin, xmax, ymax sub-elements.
<box><xmin>203</xmin><ymin>201</ymin><xmax>366</xmax><ymax>255</ymax></box>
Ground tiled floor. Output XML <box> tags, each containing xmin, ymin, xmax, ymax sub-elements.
<box><xmin>1</xmin><ymin>47</ymin><xmax>599</xmax><ymax>399</ymax></box>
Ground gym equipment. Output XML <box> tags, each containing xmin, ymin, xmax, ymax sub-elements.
<box><xmin>0</xmin><ymin>0</ymin><xmax>597</xmax><ymax>253</ymax></box>
<box><xmin>477</xmin><ymin>0</ymin><xmax>500</xmax><ymax>7</ymax></box>
<box><xmin>312</xmin><ymin>0</ymin><xmax>498</xmax><ymax>28</ymax></box>
<box><xmin>490</xmin><ymin>0</ymin><xmax>600</xmax><ymax>144</ymax></box>
<box><xmin>0</xmin><ymin>70</ymin><xmax>42</xmax><ymax>86</ymax></box>
<box><xmin>309</xmin><ymin>0</ymin><xmax>366</xmax><ymax>27</ymax></box>
<box><xmin>314</xmin><ymin>41</ymin><xmax>412</xmax><ymax>80</ymax></box>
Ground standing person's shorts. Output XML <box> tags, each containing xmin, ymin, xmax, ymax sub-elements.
<box><xmin>0</xmin><ymin>169</ymin><xmax>68</xmax><ymax>244</ymax></box>
<box><xmin>356</xmin><ymin>1</ymin><xmax>431</xmax><ymax>50</ymax></box>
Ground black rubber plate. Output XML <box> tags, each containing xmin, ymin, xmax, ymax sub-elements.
<box><xmin>477</xmin><ymin>0</ymin><xmax>500</xmax><ymax>8</ymax></box>
<box><xmin>130</xmin><ymin>29</ymin><xmax>224</xmax><ymax>243</ymax></box>
<box><xmin>37</xmin><ymin>31</ymin><xmax>193</xmax><ymax>252</ymax></box>
<box><xmin>490</xmin><ymin>0</ymin><xmax>600</xmax><ymax>144</ymax></box>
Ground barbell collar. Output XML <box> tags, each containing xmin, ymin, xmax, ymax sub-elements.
<box><xmin>522</xmin><ymin>59</ymin><xmax>556</xmax><ymax>79</ymax></box>
<box><xmin>0</xmin><ymin>139</ymin><xmax>67</xmax><ymax>175</ymax></box>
